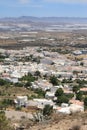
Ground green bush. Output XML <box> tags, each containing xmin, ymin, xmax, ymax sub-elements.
<box><xmin>0</xmin><ymin>99</ymin><xmax>13</xmax><ymax>109</ymax></box>
<box><xmin>76</xmin><ymin>91</ymin><xmax>83</xmax><ymax>101</ymax></box>
<box><xmin>73</xmin><ymin>85</ymin><xmax>79</xmax><ymax>93</ymax></box>
<box><xmin>0</xmin><ymin>79</ymin><xmax>10</xmax><ymax>86</ymax></box>
<box><xmin>56</xmin><ymin>95</ymin><xmax>69</xmax><ymax>104</ymax></box>
<box><xmin>15</xmin><ymin>82</ymin><xmax>23</xmax><ymax>87</ymax></box>
<box><xmin>55</xmin><ymin>88</ymin><xmax>64</xmax><ymax>97</ymax></box>
<box><xmin>50</xmin><ymin>75</ymin><xmax>59</xmax><ymax>85</ymax></box>
<box><xmin>62</xmin><ymin>78</ymin><xmax>72</xmax><ymax>83</ymax></box>
<box><xmin>43</xmin><ymin>105</ymin><xmax>53</xmax><ymax>116</ymax></box>
<box><xmin>84</xmin><ymin>97</ymin><xmax>87</xmax><ymax>108</ymax></box>
<box><xmin>65</xmin><ymin>93</ymin><xmax>74</xmax><ymax>99</ymax></box>
<box><xmin>20</xmin><ymin>73</ymin><xmax>36</xmax><ymax>82</ymax></box>
<box><xmin>34</xmin><ymin>88</ymin><xmax>46</xmax><ymax>98</ymax></box>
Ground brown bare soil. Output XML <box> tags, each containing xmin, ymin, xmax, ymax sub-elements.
<box><xmin>29</xmin><ymin>112</ymin><xmax>87</xmax><ymax>130</ymax></box>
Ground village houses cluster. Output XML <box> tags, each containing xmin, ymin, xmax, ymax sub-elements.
<box><xmin>0</xmin><ymin>46</ymin><xmax>87</xmax><ymax>114</ymax></box>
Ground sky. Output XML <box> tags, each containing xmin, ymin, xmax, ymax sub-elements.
<box><xmin>0</xmin><ymin>0</ymin><xmax>87</xmax><ymax>17</ymax></box>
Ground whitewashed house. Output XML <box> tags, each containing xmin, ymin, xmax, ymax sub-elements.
<box><xmin>33</xmin><ymin>99</ymin><xmax>54</xmax><ymax>109</ymax></box>
<box><xmin>45</xmin><ymin>92</ymin><xmax>55</xmax><ymax>99</ymax></box>
<box><xmin>14</xmin><ymin>96</ymin><xmax>28</xmax><ymax>107</ymax></box>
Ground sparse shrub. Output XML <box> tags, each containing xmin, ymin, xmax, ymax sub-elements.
<box><xmin>0</xmin><ymin>111</ymin><xmax>14</xmax><ymax>130</ymax></box>
<box><xmin>15</xmin><ymin>106</ymin><xmax>22</xmax><ymax>111</ymax></box>
<box><xmin>70</xmin><ymin>125</ymin><xmax>81</xmax><ymax>130</ymax></box>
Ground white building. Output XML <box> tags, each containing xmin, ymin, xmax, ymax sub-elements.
<box><xmin>33</xmin><ymin>99</ymin><xmax>54</xmax><ymax>109</ymax></box>
<box><xmin>14</xmin><ymin>96</ymin><xmax>28</xmax><ymax>107</ymax></box>
<box><xmin>45</xmin><ymin>92</ymin><xmax>55</xmax><ymax>99</ymax></box>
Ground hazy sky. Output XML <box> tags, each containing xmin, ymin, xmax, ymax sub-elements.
<box><xmin>0</xmin><ymin>0</ymin><xmax>87</xmax><ymax>17</ymax></box>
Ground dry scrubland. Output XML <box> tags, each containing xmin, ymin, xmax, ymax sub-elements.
<box><xmin>29</xmin><ymin>112</ymin><xmax>87</xmax><ymax>130</ymax></box>
<box><xmin>0</xmin><ymin>86</ymin><xmax>35</xmax><ymax>99</ymax></box>
<box><xmin>0</xmin><ymin>30</ymin><xmax>87</xmax><ymax>49</ymax></box>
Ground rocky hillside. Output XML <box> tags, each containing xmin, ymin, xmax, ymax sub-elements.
<box><xmin>29</xmin><ymin>112</ymin><xmax>87</xmax><ymax>130</ymax></box>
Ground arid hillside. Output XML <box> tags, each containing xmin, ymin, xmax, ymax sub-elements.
<box><xmin>29</xmin><ymin>112</ymin><xmax>87</xmax><ymax>130</ymax></box>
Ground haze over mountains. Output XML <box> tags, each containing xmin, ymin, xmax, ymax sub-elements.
<box><xmin>0</xmin><ymin>16</ymin><xmax>87</xmax><ymax>24</ymax></box>
<box><xmin>0</xmin><ymin>16</ymin><xmax>87</xmax><ymax>32</ymax></box>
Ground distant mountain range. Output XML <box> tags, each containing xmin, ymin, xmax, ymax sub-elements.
<box><xmin>0</xmin><ymin>16</ymin><xmax>87</xmax><ymax>24</ymax></box>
